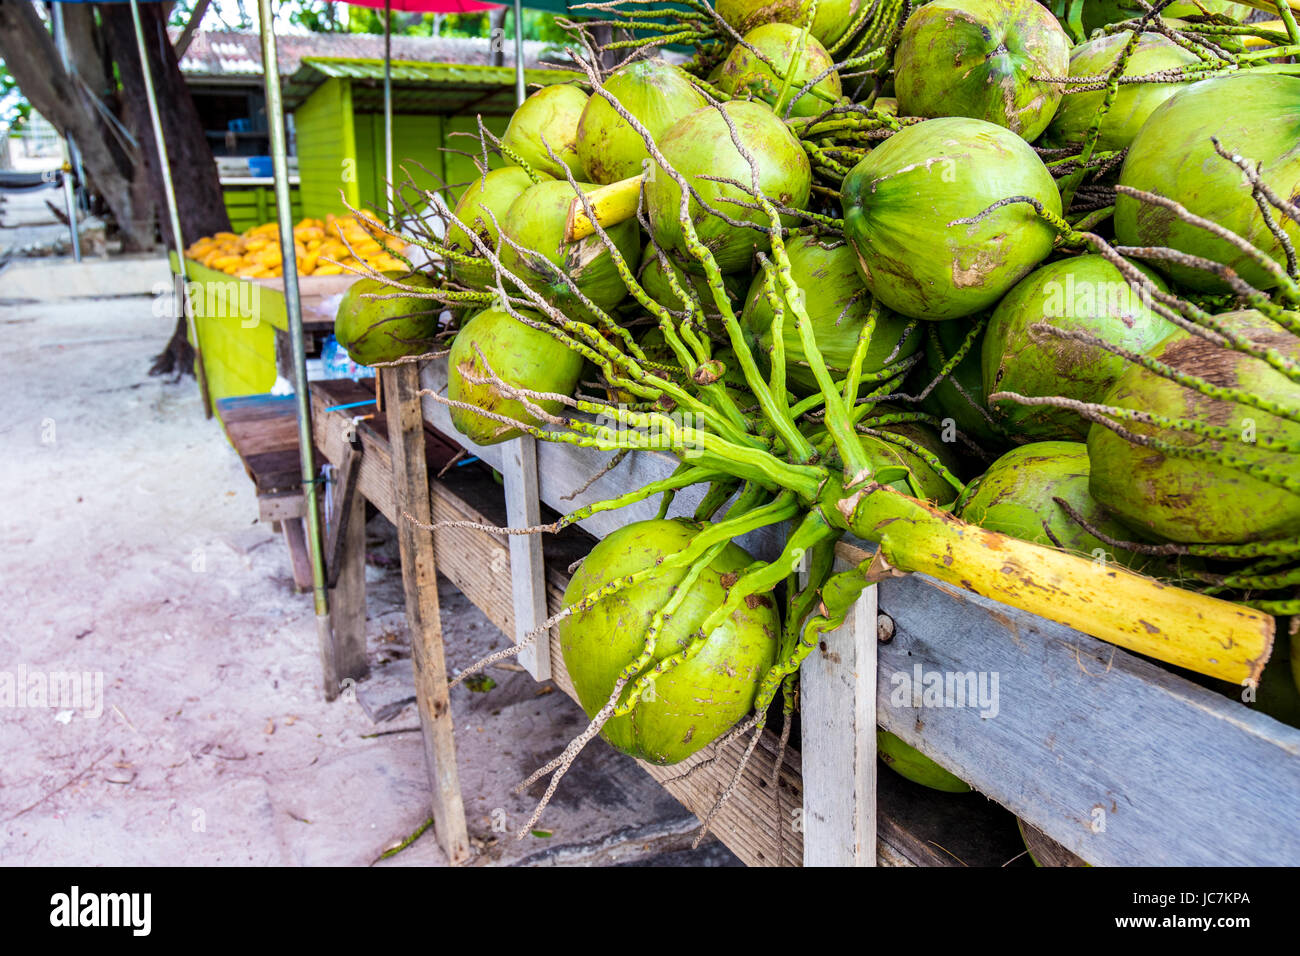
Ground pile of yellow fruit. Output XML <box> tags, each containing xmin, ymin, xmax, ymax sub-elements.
<box><xmin>184</xmin><ymin>214</ymin><xmax>406</xmax><ymax>278</ymax></box>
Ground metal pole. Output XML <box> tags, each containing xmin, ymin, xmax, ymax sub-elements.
<box><xmin>51</xmin><ymin>4</ymin><xmax>81</xmax><ymax>262</ymax></box>
<box><xmin>129</xmin><ymin>0</ymin><xmax>212</xmax><ymax>418</ymax></box>
<box><xmin>383</xmin><ymin>0</ymin><xmax>394</xmax><ymax>225</ymax></box>
<box><xmin>513</xmin><ymin>0</ymin><xmax>526</xmax><ymax>107</ymax></box>
<box><xmin>256</xmin><ymin>0</ymin><xmax>336</xmax><ymax>695</ymax></box>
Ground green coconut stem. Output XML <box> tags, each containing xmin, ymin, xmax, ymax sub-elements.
<box><xmin>858</xmin><ymin>426</ymin><xmax>967</xmax><ymax>497</ymax></box>
<box><xmin>1060</xmin><ymin>26</ymin><xmax>1142</xmax><ymax>211</ymax></box>
<box><xmin>841</xmin><ymin>300</ymin><xmax>880</xmax><ymax>410</ymax></box>
<box><xmin>836</xmin><ymin>484</ymin><xmax>1275</xmax><ymax>684</ymax></box>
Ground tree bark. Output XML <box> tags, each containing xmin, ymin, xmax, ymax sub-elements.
<box><xmin>0</xmin><ymin>0</ymin><xmax>153</xmax><ymax>250</ymax></box>
<box><xmin>99</xmin><ymin>2</ymin><xmax>231</xmax><ymax>249</ymax></box>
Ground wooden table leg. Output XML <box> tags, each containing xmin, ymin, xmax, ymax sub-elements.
<box><xmin>383</xmin><ymin>364</ymin><xmax>471</xmax><ymax>865</ymax></box>
<box><xmin>800</xmin><ymin>567</ymin><xmax>878</xmax><ymax>867</ymax></box>
<box><xmin>327</xmin><ymin>468</ymin><xmax>370</xmax><ymax>693</ymax></box>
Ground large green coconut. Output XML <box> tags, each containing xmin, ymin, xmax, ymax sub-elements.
<box><xmin>445</xmin><ymin>166</ymin><xmax>542</xmax><ymax>291</ymax></box>
<box><xmin>560</xmin><ymin>518</ymin><xmax>780</xmax><ymax>765</ymax></box>
<box><xmin>334</xmin><ymin>272</ymin><xmax>441</xmax><ymax>365</ymax></box>
<box><xmin>740</xmin><ymin>235</ymin><xmax>921</xmax><ymax>395</ymax></box>
<box><xmin>646</xmin><ymin>99</ymin><xmax>811</xmax><ymax>275</ymax></box>
<box><xmin>877</xmin><ymin>731</ymin><xmax>972</xmax><ymax>793</ymax></box>
<box><xmin>499</xmin><ymin>179</ymin><xmax>641</xmax><ymax>320</ymax></box>
<box><xmin>1114</xmin><ymin>73</ymin><xmax>1300</xmax><ymax>293</ymax></box>
<box><xmin>982</xmin><ymin>254</ymin><xmax>1175</xmax><ymax>441</ymax></box>
<box><xmin>446</xmin><ymin>308</ymin><xmax>585</xmax><ymax>446</ymax></box>
<box><xmin>576</xmin><ymin>60</ymin><xmax>706</xmax><ymax>186</ymax></box>
<box><xmin>716</xmin><ymin>23</ymin><xmax>842</xmax><ymax>119</ymax></box>
<box><xmin>716</xmin><ymin>0</ymin><xmax>864</xmax><ymax>50</ymax></box>
<box><xmin>955</xmin><ymin>441</ymin><xmax>1149</xmax><ymax>568</ymax></box>
<box><xmin>894</xmin><ymin>0</ymin><xmax>1071</xmax><ymax>142</ymax></box>
<box><xmin>501</xmin><ymin>84</ymin><xmax>589</xmax><ymax>179</ymax></box>
<box><xmin>1044</xmin><ymin>32</ymin><xmax>1201</xmax><ymax>151</ymax></box>
<box><xmin>1088</xmin><ymin>310</ymin><xmax>1300</xmax><ymax>544</ymax></box>
<box><xmin>841</xmin><ymin>117</ymin><xmax>1061</xmax><ymax>320</ymax></box>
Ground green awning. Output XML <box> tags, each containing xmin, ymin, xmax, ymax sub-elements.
<box><xmin>283</xmin><ymin>56</ymin><xmax>585</xmax><ymax>114</ymax></box>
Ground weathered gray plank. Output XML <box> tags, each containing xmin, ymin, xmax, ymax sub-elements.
<box><xmin>874</xmin><ymin>571</ymin><xmax>1300</xmax><ymax>866</ymax></box>
<box><xmin>501</xmin><ymin>436</ymin><xmax>550</xmax><ymax>680</ymax></box>
<box><xmin>801</xmin><ymin>571</ymin><xmax>878</xmax><ymax>867</ymax></box>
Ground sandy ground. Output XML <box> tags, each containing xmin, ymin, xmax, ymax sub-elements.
<box><xmin>0</xmin><ymin>273</ymin><xmax>738</xmax><ymax>866</ymax></box>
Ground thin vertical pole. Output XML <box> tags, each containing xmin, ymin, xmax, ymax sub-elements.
<box><xmin>51</xmin><ymin>4</ymin><xmax>81</xmax><ymax>262</ymax></box>
<box><xmin>256</xmin><ymin>0</ymin><xmax>337</xmax><ymax>696</ymax></box>
<box><xmin>384</xmin><ymin>0</ymin><xmax>394</xmax><ymax>225</ymax></box>
<box><xmin>513</xmin><ymin>0</ymin><xmax>526</xmax><ymax>107</ymax></box>
<box><xmin>129</xmin><ymin>0</ymin><xmax>211</xmax><ymax>418</ymax></box>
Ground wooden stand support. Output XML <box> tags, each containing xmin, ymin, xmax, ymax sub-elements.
<box><xmin>325</xmin><ymin>446</ymin><xmax>370</xmax><ymax>691</ymax></box>
<box><xmin>501</xmin><ymin>436</ymin><xmax>550</xmax><ymax>680</ymax></box>
<box><xmin>800</xmin><ymin>571</ymin><xmax>878</xmax><ymax>867</ymax></box>
<box><xmin>383</xmin><ymin>365</ymin><xmax>470</xmax><ymax>864</ymax></box>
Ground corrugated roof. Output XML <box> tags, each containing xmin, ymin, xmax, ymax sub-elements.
<box><xmin>175</xmin><ymin>29</ymin><xmax>566</xmax><ymax>80</ymax></box>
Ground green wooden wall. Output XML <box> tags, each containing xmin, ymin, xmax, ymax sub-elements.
<box><xmin>294</xmin><ymin>78</ymin><xmax>511</xmax><ymax>221</ymax></box>
<box><xmin>295</xmin><ymin>76</ymin><xmax>360</xmax><ymax>220</ymax></box>
<box><xmin>222</xmin><ymin>186</ymin><xmax>303</xmax><ymax>234</ymax></box>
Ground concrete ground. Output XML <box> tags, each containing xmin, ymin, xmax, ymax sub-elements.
<box><xmin>0</xmin><ymin>261</ymin><xmax>738</xmax><ymax>866</ymax></box>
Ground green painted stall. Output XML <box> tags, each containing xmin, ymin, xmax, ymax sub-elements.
<box><xmin>285</xmin><ymin>57</ymin><xmax>582</xmax><ymax>221</ymax></box>
<box><xmin>221</xmin><ymin>184</ymin><xmax>304</xmax><ymax>234</ymax></box>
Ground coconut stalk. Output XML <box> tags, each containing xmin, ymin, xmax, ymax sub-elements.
<box><xmin>564</xmin><ymin>173</ymin><xmax>644</xmax><ymax>241</ymax></box>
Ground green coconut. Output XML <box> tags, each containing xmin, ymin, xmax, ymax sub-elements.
<box><xmin>1114</xmin><ymin>73</ymin><xmax>1300</xmax><ymax>293</ymax></box>
<box><xmin>446</xmin><ymin>166</ymin><xmax>542</xmax><ymax>291</ymax></box>
<box><xmin>982</xmin><ymin>254</ymin><xmax>1175</xmax><ymax>441</ymax></box>
<box><xmin>740</xmin><ymin>234</ymin><xmax>921</xmax><ymax>395</ymax></box>
<box><xmin>841</xmin><ymin>117</ymin><xmax>1061</xmax><ymax>321</ymax></box>
<box><xmin>646</xmin><ymin>99</ymin><xmax>811</xmax><ymax>275</ymax></box>
<box><xmin>446</xmin><ymin>307</ymin><xmax>585</xmax><ymax>446</ymax></box>
<box><xmin>893</xmin><ymin>0</ymin><xmax>1071</xmax><ymax>142</ymax></box>
<box><xmin>877</xmin><ymin>731</ymin><xmax>972</xmax><ymax>793</ymax></box>
<box><xmin>956</xmin><ymin>441</ymin><xmax>1150</xmax><ymax>568</ymax></box>
<box><xmin>1088</xmin><ymin>310</ymin><xmax>1300</xmax><ymax>544</ymax></box>
<box><xmin>1044</xmin><ymin>32</ymin><xmax>1201</xmax><ymax>151</ymax></box>
<box><xmin>499</xmin><ymin>179</ymin><xmax>641</xmax><ymax>320</ymax></box>
<box><xmin>716</xmin><ymin>23</ymin><xmax>841</xmax><ymax>119</ymax></box>
<box><xmin>715</xmin><ymin>0</ymin><xmax>864</xmax><ymax>49</ymax></box>
<box><xmin>334</xmin><ymin>272</ymin><xmax>441</xmax><ymax>366</ymax></box>
<box><xmin>911</xmin><ymin>320</ymin><xmax>1010</xmax><ymax>451</ymax></box>
<box><xmin>576</xmin><ymin>60</ymin><xmax>706</xmax><ymax>186</ymax></box>
<box><xmin>559</xmin><ymin>518</ymin><xmax>780</xmax><ymax>765</ymax></box>
<box><xmin>501</xmin><ymin>84</ymin><xmax>589</xmax><ymax>179</ymax></box>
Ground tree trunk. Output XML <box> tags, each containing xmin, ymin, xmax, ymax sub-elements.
<box><xmin>99</xmin><ymin>3</ymin><xmax>233</xmax><ymax>379</ymax></box>
<box><xmin>0</xmin><ymin>0</ymin><xmax>153</xmax><ymax>250</ymax></box>
<box><xmin>99</xmin><ymin>3</ymin><xmax>231</xmax><ymax>249</ymax></box>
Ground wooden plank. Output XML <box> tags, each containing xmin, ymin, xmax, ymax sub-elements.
<box><xmin>324</xmin><ymin>443</ymin><xmax>362</xmax><ymax>590</ymax></box>
<box><xmin>281</xmin><ymin>518</ymin><xmax>313</xmax><ymax>592</ymax></box>
<box><xmin>382</xmin><ymin>364</ymin><xmax>471</xmax><ymax>865</ymax></box>
<box><xmin>501</xmin><ymin>436</ymin><xmax>550</xmax><ymax>680</ymax></box>
<box><xmin>258</xmin><ymin>491</ymin><xmax>304</xmax><ymax>523</ymax></box>
<box><xmin>800</xmin><ymin>570</ymin><xmax>878</xmax><ymax>867</ymax></box>
<box><xmin>327</xmin><ymin>465</ymin><xmax>370</xmax><ymax>693</ymax></box>
<box><xmin>868</xmin><ymin>566</ymin><xmax>1300</xmax><ymax>867</ymax></box>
